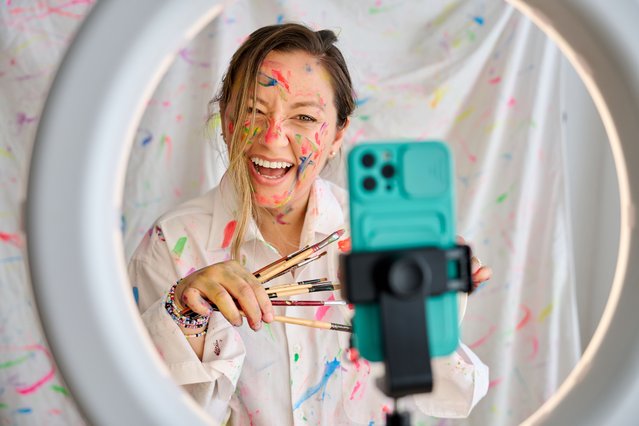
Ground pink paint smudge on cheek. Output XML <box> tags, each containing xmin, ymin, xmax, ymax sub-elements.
<box><xmin>221</xmin><ymin>220</ymin><xmax>237</xmax><ymax>249</ymax></box>
<box><xmin>300</xmin><ymin>138</ymin><xmax>311</xmax><ymax>155</ymax></box>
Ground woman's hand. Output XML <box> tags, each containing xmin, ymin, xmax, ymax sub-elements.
<box><xmin>457</xmin><ymin>236</ymin><xmax>492</xmax><ymax>290</ymax></box>
<box><xmin>174</xmin><ymin>260</ymin><xmax>274</xmax><ymax>331</ymax></box>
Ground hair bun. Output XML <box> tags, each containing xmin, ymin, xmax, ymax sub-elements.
<box><xmin>317</xmin><ymin>29</ymin><xmax>338</xmax><ymax>45</ymax></box>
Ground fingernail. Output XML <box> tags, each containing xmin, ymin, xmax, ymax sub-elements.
<box><xmin>264</xmin><ymin>312</ymin><xmax>274</xmax><ymax>322</ymax></box>
<box><xmin>253</xmin><ymin>321</ymin><xmax>262</xmax><ymax>331</ymax></box>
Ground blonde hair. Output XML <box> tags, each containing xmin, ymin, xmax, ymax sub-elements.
<box><xmin>212</xmin><ymin>23</ymin><xmax>355</xmax><ymax>259</ymax></box>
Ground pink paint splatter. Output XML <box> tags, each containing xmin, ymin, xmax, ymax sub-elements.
<box><xmin>221</xmin><ymin>220</ymin><xmax>237</xmax><ymax>249</ymax></box>
<box><xmin>349</xmin><ymin>381</ymin><xmax>362</xmax><ymax>400</ymax></box>
<box><xmin>516</xmin><ymin>304</ymin><xmax>532</xmax><ymax>331</ymax></box>
<box><xmin>468</xmin><ymin>324</ymin><xmax>496</xmax><ymax>349</ymax></box>
<box><xmin>507</xmin><ymin>97</ymin><xmax>517</xmax><ymax>107</ymax></box>
<box><xmin>315</xmin><ymin>294</ymin><xmax>335</xmax><ymax>321</ymax></box>
<box><xmin>270</xmin><ymin>69</ymin><xmax>290</xmax><ymax>92</ymax></box>
<box><xmin>489</xmin><ymin>76</ymin><xmax>502</xmax><ymax>85</ymax></box>
<box><xmin>0</xmin><ymin>231</ymin><xmax>22</xmax><ymax>248</ymax></box>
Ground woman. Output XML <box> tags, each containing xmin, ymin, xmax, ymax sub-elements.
<box><xmin>129</xmin><ymin>23</ymin><xmax>491</xmax><ymax>425</ymax></box>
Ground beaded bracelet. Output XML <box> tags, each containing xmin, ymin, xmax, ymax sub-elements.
<box><xmin>165</xmin><ymin>282</ymin><xmax>210</xmax><ymax>329</ymax></box>
<box><xmin>184</xmin><ymin>330</ymin><xmax>207</xmax><ymax>339</ymax></box>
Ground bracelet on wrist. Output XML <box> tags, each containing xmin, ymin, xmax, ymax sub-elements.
<box><xmin>165</xmin><ymin>281</ymin><xmax>210</xmax><ymax>329</ymax></box>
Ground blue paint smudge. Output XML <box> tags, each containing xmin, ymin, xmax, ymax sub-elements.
<box><xmin>473</xmin><ymin>16</ymin><xmax>485</xmax><ymax>26</ymax></box>
<box><xmin>355</xmin><ymin>97</ymin><xmax>371</xmax><ymax>107</ymax></box>
<box><xmin>132</xmin><ymin>287</ymin><xmax>139</xmax><ymax>305</ymax></box>
<box><xmin>258</xmin><ymin>72</ymin><xmax>278</xmax><ymax>87</ymax></box>
<box><xmin>139</xmin><ymin>129</ymin><xmax>153</xmax><ymax>146</ymax></box>
<box><xmin>293</xmin><ymin>358</ymin><xmax>340</xmax><ymax>410</ymax></box>
<box><xmin>16</xmin><ymin>408</ymin><xmax>32</xmax><ymax>414</ymax></box>
<box><xmin>276</xmin><ymin>14</ymin><xmax>284</xmax><ymax>24</ymax></box>
<box><xmin>296</xmin><ymin>155</ymin><xmax>314</xmax><ymax>181</ymax></box>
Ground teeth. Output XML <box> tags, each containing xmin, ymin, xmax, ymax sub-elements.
<box><xmin>251</xmin><ymin>157</ymin><xmax>293</xmax><ymax>169</ymax></box>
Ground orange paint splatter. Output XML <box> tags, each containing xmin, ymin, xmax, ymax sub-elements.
<box><xmin>221</xmin><ymin>220</ymin><xmax>237</xmax><ymax>249</ymax></box>
<box><xmin>337</xmin><ymin>237</ymin><xmax>351</xmax><ymax>253</ymax></box>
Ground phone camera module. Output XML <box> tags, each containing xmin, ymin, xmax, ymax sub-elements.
<box><xmin>363</xmin><ymin>177</ymin><xmax>377</xmax><ymax>191</ymax></box>
<box><xmin>381</xmin><ymin>164</ymin><xmax>395</xmax><ymax>178</ymax></box>
<box><xmin>361</xmin><ymin>153</ymin><xmax>375</xmax><ymax>168</ymax></box>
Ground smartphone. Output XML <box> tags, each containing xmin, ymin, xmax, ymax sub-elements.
<box><xmin>345</xmin><ymin>140</ymin><xmax>460</xmax><ymax>362</ymax></box>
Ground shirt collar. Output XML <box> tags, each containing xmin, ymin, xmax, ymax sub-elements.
<box><xmin>207</xmin><ymin>175</ymin><xmax>345</xmax><ymax>252</ymax></box>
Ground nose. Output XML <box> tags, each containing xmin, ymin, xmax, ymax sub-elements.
<box><xmin>259</xmin><ymin>116</ymin><xmax>290</xmax><ymax>147</ymax></box>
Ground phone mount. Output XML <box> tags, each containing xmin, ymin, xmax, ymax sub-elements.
<box><xmin>340</xmin><ymin>244</ymin><xmax>474</xmax><ymax>425</ymax></box>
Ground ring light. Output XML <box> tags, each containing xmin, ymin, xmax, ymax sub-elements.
<box><xmin>26</xmin><ymin>0</ymin><xmax>639</xmax><ymax>424</ymax></box>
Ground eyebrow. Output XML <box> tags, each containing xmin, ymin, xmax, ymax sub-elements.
<box><xmin>252</xmin><ymin>97</ymin><xmax>326</xmax><ymax>111</ymax></box>
<box><xmin>290</xmin><ymin>101</ymin><xmax>325</xmax><ymax>110</ymax></box>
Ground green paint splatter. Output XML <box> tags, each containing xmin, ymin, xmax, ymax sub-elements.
<box><xmin>263</xmin><ymin>323</ymin><xmax>275</xmax><ymax>341</ymax></box>
<box><xmin>294</xmin><ymin>353</ymin><xmax>300</xmax><ymax>362</ymax></box>
<box><xmin>496</xmin><ymin>193</ymin><xmax>508</xmax><ymax>203</ymax></box>
<box><xmin>51</xmin><ymin>385</ymin><xmax>69</xmax><ymax>396</ymax></box>
<box><xmin>0</xmin><ymin>403</ymin><xmax>8</xmax><ymax>409</ymax></box>
<box><xmin>358</xmin><ymin>115</ymin><xmax>370</xmax><ymax>121</ymax></box>
<box><xmin>0</xmin><ymin>354</ymin><xmax>30</xmax><ymax>369</ymax></box>
<box><xmin>172</xmin><ymin>236</ymin><xmax>187</xmax><ymax>257</ymax></box>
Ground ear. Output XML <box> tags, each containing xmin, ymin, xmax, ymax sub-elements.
<box><xmin>330</xmin><ymin>117</ymin><xmax>350</xmax><ymax>154</ymax></box>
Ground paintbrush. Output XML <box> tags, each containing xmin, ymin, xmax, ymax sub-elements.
<box><xmin>254</xmin><ymin>229</ymin><xmax>345</xmax><ymax>283</ymax></box>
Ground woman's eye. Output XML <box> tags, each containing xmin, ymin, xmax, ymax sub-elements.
<box><xmin>247</xmin><ymin>107</ymin><xmax>264</xmax><ymax>115</ymax></box>
<box><xmin>297</xmin><ymin>114</ymin><xmax>317</xmax><ymax>122</ymax></box>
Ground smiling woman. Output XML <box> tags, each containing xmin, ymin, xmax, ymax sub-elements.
<box><xmin>127</xmin><ymin>23</ymin><xmax>489</xmax><ymax>425</ymax></box>
<box><xmin>22</xmin><ymin>0</ymin><xmax>639</xmax><ymax>425</ymax></box>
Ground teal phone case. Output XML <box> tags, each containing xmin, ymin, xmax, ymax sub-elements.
<box><xmin>347</xmin><ymin>141</ymin><xmax>459</xmax><ymax>361</ymax></box>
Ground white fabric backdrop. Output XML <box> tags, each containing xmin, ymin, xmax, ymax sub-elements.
<box><xmin>0</xmin><ymin>1</ymin><xmax>581</xmax><ymax>425</ymax></box>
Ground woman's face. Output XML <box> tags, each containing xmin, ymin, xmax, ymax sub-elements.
<box><xmin>223</xmin><ymin>50</ymin><xmax>348</xmax><ymax>210</ymax></box>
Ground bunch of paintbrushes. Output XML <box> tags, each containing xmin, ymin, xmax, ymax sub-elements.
<box><xmin>180</xmin><ymin>229</ymin><xmax>352</xmax><ymax>333</ymax></box>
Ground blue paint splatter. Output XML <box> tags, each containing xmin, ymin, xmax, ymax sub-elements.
<box><xmin>16</xmin><ymin>408</ymin><xmax>32</xmax><ymax>414</ymax></box>
<box><xmin>258</xmin><ymin>72</ymin><xmax>278</xmax><ymax>87</ymax></box>
<box><xmin>296</xmin><ymin>155</ymin><xmax>314</xmax><ymax>181</ymax></box>
<box><xmin>276</xmin><ymin>14</ymin><xmax>284</xmax><ymax>24</ymax></box>
<box><xmin>473</xmin><ymin>16</ymin><xmax>485</xmax><ymax>26</ymax></box>
<box><xmin>355</xmin><ymin>97</ymin><xmax>371</xmax><ymax>107</ymax></box>
<box><xmin>139</xmin><ymin>129</ymin><xmax>153</xmax><ymax>146</ymax></box>
<box><xmin>132</xmin><ymin>287</ymin><xmax>139</xmax><ymax>305</ymax></box>
<box><xmin>293</xmin><ymin>358</ymin><xmax>340</xmax><ymax>410</ymax></box>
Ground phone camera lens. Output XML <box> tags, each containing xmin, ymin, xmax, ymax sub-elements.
<box><xmin>381</xmin><ymin>164</ymin><xmax>395</xmax><ymax>178</ymax></box>
<box><xmin>362</xmin><ymin>153</ymin><xmax>375</xmax><ymax>168</ymax></box>
<box><xmin>363</xmin><ymin>177</ymin><xmax>377</xmax><ymax>191</ymax></box>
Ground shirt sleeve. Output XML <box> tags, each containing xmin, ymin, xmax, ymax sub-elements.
<box><xmin>128</xmin><ymin>225</ymin><xmax>247</xmax><ymax>418</ymax></box>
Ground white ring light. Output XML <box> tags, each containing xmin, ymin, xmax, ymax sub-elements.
<box><xmin>26</xmin><ymin>0</ymin><xmax>638</xmax><ymax>425</ymax></box>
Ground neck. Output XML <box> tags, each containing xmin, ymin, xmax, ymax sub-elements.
<box><xmin>258</xmin><ymin>195</ymin><xmax>309</xmax><ymax>256</ymax></box>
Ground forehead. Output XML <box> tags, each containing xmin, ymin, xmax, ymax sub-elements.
<box><xmin>257</xmin><ymin>50</ymin><xmax>334</xmax><ymax>100</ymax></box>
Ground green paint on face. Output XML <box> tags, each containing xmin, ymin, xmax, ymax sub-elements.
<box><xmin>172</xmin><ymin>236</ymin><xmax>187</xmax><ymax>257</ymax></box>
<box><xmin>51</xmin><ymin>385</ymin><xmax>69</xmax><ymax>396</ymax></box>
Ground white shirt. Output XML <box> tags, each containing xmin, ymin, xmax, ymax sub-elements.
<box><xmin>128</xmin><ymin>175</ymin><xmax>489</xmax><ymax>425</ymax></box>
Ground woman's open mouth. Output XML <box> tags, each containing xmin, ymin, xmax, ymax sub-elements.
<box><xmin>249</xmin><ymin>156</ymin><xmax>294</xmax><ymax>185</ymax></box>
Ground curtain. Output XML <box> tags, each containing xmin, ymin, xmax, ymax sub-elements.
<box><xmin>0</xmin><ymin>1</ymin><xmax>581</xmax><ymax>424</ymax></box>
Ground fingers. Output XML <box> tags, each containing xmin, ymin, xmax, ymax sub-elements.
<box><xmin>235</xmin><ymin>267</ymin><xmax>274</xmax><ymax>323</ymax></box>
<box><xmin>180</xmin><ymin>261</ymin><xmax>271</xmax><ymax>331</ymax></box>
<box><xmin>471</xmin><ymin>265</ymin><xmax>493</xmax><ymax>289</ymax></box>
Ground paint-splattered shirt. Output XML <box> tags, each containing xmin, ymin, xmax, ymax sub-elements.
<box><xmin>128</xmin><ymin>175</ymin><xmax>488</xmax><ymax>425</ymax></box>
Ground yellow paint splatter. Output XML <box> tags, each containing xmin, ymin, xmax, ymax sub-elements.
<box><xmin>430</xmin><ymin>86</ymin><xmax>448</xmax><ymax>109</ymax></box>
<box><xmin>538</xmin><ymin>303</ymin><xmax>553</xmax><ymax>322</ymax></box>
